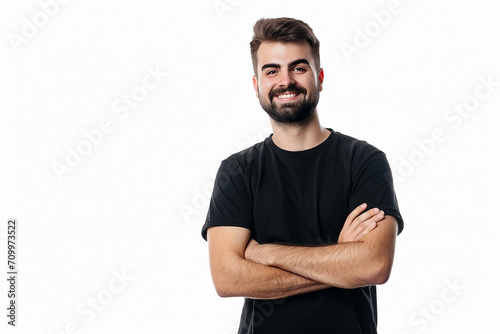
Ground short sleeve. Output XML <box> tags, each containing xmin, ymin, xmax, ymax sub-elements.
<box><xmin>201</xmin><ymin>160</ymin><xmax>254</xmax><ymax>240</ymax></box>
<box><xmin>349</xmin><ymin>151</ymin><xmax>404</xmax><ymax>235</ymax></box>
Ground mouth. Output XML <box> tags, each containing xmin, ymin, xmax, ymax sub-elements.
<box><xmin>274</xmin><ymin>91</ymin><xmax>302</xmax><ymax>102</ymax></box>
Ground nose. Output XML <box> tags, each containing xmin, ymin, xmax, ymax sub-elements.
<box><xmin>279</xmin><ymin>70</ymin><xmax>295</xmax><ymax>88</ymax></box>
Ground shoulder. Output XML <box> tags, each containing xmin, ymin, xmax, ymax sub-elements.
<box><xmin>330</xmin><ymin>130</ymin><xmax>384</xmax><ymax>161</ymax></box>
<box><xmin>221</xmin><ymin>138</ymin><xmax>268</xmax><ymax>172</ymax></box>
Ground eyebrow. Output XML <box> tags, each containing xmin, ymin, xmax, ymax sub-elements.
<box><xmin>261</xmin><ymin>58</ymin><xmax>311</xmax><ymax>72</ymax></box>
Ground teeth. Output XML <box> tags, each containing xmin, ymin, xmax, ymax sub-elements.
<box><xmin>277</xmin><ymin>93</ymin><xmax>297</xmax><ymax>99</ymax></box>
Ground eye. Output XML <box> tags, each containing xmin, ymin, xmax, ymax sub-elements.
<box><xmin>266</xmin><ymin>70</ymin><xmax>278</xmax><ymax>76</ymax></box>
<box><xmin>292</xmin><ymin>67</ymin><xmax>306</xmax><ymax>72</ymax></box>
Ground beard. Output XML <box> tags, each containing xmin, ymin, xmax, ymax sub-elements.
<box><xmin>259</xmin><ymin>84</ymin><xmax>320</xmax><ymax>126</ymax></box>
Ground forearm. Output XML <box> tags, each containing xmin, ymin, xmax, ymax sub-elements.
<box><xmin>251</xmin><ymin>242</ymin><xmax>380</xmax><ymax>289</ymax></box>
<box><xmin>208</xmin><ymin>226</ymin><xmax>330</xmax><ymax>299</ymax></box>
<box><xmin>247</xmin><ymin>217</ymin><xmax>397</xmax><ymax>289</ymax></box>
<box><xmin>212</xmin><ymin>255</ymin><xmax>330</xmax><ymax>299</ymax></box>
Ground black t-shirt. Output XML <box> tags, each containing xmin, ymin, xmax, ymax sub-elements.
<box><xmin>202</xmin><ymin>129</ymin><xmax>403</xmax><ymax>334</ymax></box>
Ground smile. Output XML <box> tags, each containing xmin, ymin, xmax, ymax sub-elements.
<box><xmin>275</xmin><ymin>92</ymin><xmax>301</xmax><ymax>100</ymax></box>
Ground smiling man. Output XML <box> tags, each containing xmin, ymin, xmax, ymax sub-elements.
<box><xmin>201</xmin><ymin>17</ymin><xmax>404</xmax><ymax>334</ymax></box>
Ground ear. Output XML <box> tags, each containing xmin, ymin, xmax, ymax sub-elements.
<box><xmin>318</xmin><ymin>68</ymin><xmax>324</xmax><ymax>92</ymax></box>
<box><xmin>252</xmin><ymin>75</ymin><xmax>259</xmax><ymax>98</ymax></box>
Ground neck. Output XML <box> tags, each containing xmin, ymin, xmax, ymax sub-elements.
<box><xmin>270</xmin><ymin>111</ymin><xmax>330</xmax><ymax>151</ymax></box>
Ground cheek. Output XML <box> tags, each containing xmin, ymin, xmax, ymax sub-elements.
<box><xmin>305</xmin><ymin>77</ymin><xmax>317</xmax><ymax>86</ymax></box>
<box><xmin>303</xmin><ymin>78</ymin><xmax>319</xmax><ymax>92</ymax></box>
<box><xmin>259</xmin><ymin>82</ymin><xmax>273</xmax><ymax>97</ymax></box>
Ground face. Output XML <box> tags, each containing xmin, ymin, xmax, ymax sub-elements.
<box><xmin>253</xmin><ymin>41</ymin><xmax>324</xmax><ymax>125</ymax></box>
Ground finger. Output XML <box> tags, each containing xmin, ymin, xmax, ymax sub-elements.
<box><xmin>345</xmin><ymin>203</ymin><xmax>368</xmax><ymax>226</ymax></box>
<box><xmin>352</xmin><ymin>210</ymin><xmax>384</xmax><ymax>238</ymax></box>
<box><xmin>352</xmin><ymin>207</ymin><xmax>382</xmax><ymax>226</ymax></box>
<box><xmin>355</xmin><ymin>221</ymin><xmax>378</xmax><ymax>241</ymax></box>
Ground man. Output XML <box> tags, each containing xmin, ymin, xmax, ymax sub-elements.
<box><xmin>201</xmin><ymin>17</ymin><xmax>403</xmax><ymax>333</ymax></box>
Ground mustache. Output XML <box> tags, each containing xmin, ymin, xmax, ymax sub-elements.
<box><xmin>269</xmin><ymin>85</ymin><xmax>307</xmax><ymax>100</ymax></box>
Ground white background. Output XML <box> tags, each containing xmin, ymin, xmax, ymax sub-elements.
<box><xmin>1</xmin><ymin>0</ymin><xmax>499</xmax><ymax>333</ymax></box>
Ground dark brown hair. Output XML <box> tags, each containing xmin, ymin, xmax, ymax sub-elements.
<box><xmin>250</xmin><ymin>17</ymin><xmax>321</xmax><ymax>75</ymax></box>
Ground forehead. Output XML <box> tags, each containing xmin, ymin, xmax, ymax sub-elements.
<box><xmin>256</xmin><ymin>41</ymin><xmax>315</xmax><ymax>67</ymax></box>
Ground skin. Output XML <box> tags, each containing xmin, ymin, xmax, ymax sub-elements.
<box><xmin>252</xmin><ymin>41</ymin><xmax>329</xmax><ymax>151</ymax></box>
<box><xmin>207</xmin><ymin>41</ymin><xmax>398</xmax><ymax>299</ymax></box>
<box><xmin>208</xmin><ymin>205</ymin><xmax>388</xmax><ymax>299</ymax></box>
<box><xmin>244</xmin><ymin>213</ymin><xmax>398</xmax><ymax>289</ymax></box>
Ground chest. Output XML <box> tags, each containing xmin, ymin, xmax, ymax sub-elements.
<box><xmin>250</xmin><ymin>156</ymin><xmax>352</xmax><ymax>245</ymax></box>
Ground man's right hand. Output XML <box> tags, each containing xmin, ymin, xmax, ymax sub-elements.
<box><xmin>338</xmin><ymin>203</ymin><xmax>385</xmax><ymax>243</ymax></box>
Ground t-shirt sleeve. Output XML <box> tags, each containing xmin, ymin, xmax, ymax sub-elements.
<box><xmin>349</xmin><ymin>151</ymin><xmax>404</xmax><ymax>235</ymax></box>
<box><xmin>201</xmin><ymin>159</ymin><xmax>254</xmax><ymax>241</ymax></box>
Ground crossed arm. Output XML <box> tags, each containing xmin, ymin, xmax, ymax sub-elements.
<box><xmin>207</xmin><ymin>203</ymin><xmax>398</xmax><ymax>300</ymax></box>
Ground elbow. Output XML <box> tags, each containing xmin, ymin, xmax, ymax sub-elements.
<box><xmin>214</xmin><ymin>283</ymin><xmax>234</xmax><ymax>298</ymax></box>
<box><xmin>335</xmin><ymin>260</ymin><xmax>393</xmax><ymax>289</ymax></box>
<box><xmin>371</xmin><ymin>268</ymin><xmax>391</xmax><ymax>285</ymax></box>
<box><xmin>368</xmin><ymin>258</ymin><xmax>393</xmax><ymax>285</ymax></box>
<box><xmin>215</xmin><ymin>287</ymin><xmax>230</xmax><ymax>298</ymax></box>
<box><xmin>212</xmin><ymin>275</ymin><xmax>239</xmax><ymax>298</ymax></box>
<box><xmin>349</xmin><ymin>257</ymin><xmax>393</xmax><ymax>288</ymax></box>
<box><xmin>210</xmin><ymin>255</ymin><xmax>247</xmax><ymax>298</ymax></box>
